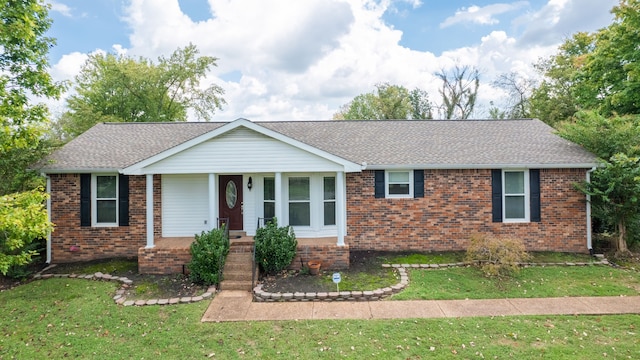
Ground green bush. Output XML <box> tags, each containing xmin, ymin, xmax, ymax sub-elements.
<box><xmin>188</xmin><ymin>228</ymin><xmax>229</xmax><ymax>285</ymax></box>
<box><xmin>255</xmin><ymin>218</ymin><xmax>297</xmax><ymax>274</ymax></box>
<box><xmin>465</xmin><ymin>234</ymin><xmax>530</xmax><ymax>278</ymax></box>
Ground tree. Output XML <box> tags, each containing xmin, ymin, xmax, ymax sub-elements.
<box><xmin>334</xmin><ymin>83</ymin><xmax>432</xmax><ymax>120</ymax></box>
<box><xmin>1</xmin><ymin>0</ymin><xmax>63</xmax><ymax>194</ymax></box>
<box><xmin>0</xmin><ymin>190</ymin><xmax>53</xmax><ymax>275</ymax></box>
<box><xmin>0</xmin><ymin>0</ymin><xmax>61</xmax><ymax>274</ymax></box>
<box><xmin>529</xmin><ymin>32</ymin><xmax>594</xmax><ymax>127</ymax></box>
<box><xmin>436</xmin><ymin>64</ymin><xmax>480</xmax><ymax>119</ymax></box>
<box><xmin>558</xmin><ymin>111</ymin><xmax>640</xmax><ymax>254</ymax></box>
<box><xmin>574</xmin><ymin>0</ymin><xmax>640</xmax><ymax>116</ymax></box>
<box><xmin>55</xmin><ymin>44</ymin><xmax>226</xmax><ymax>140</ymax></box>
<box><xmin>491</xmin><ymin>72</ymin><xmax>535</xmax><ymax>119</ymax></box>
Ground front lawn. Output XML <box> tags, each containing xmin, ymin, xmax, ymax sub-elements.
<box><xmin>393</xmin><ymin>265</ymin><xmax>640</xmax><ymax>300</ymax></box>
<box><xmin>1</xmin><ymin>278</ymin><xmax>639</xmax><ymax>358</ymax></box>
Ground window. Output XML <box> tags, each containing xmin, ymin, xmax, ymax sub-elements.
<box><xmin>288</xmin><ymin>177</ymin><xmax>310</xmax><ymax>226</ymax></box>
<box><xmin>263</xmin><ymin>177</ymin><xmax>275</xmax><ymax>220</ymax></box>
<box><xmin>503</xmin><ymin>170</ymin><xmax>529</xmax><ymax>222</ymax></box>
<box><xmin>93</xmin><ymin>174</ymin><xmax>118</xmax><ymax>226</ymax></box>
<box><xmin>323</xmin><ymin>177</ymin><xmax>336</xmax><ymax>226</ymax></box>
<box><xmin>386</xmin><ymin>170</ymin><xmax>413</xmax><ymax>198</ymax></box>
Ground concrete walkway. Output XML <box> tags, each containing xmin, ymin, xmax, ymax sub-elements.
<box><xmin>201</xmin><ymin>290</ymin><xmax>640</xmax><ymax>322</ymax></box>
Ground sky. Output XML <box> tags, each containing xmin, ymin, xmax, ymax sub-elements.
<box><xmin>44</xmin><ymin>0</ymin><xmax>620</xmax><ymax>121</ymax></box>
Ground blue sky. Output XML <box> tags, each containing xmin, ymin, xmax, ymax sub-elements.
<box><xmin>45</xmin><ymin>0</ymin><xmax>619</xmax><ymax>120</ymax></box>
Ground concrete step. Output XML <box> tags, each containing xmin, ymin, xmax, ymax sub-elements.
<box><xmin>220</xmin><ymin>280</ymin><xmax>253</xmax><ymax>291</ymax></box>
<box><xmin>224</xmin><ymin>262</ymin><xmax>254</xmax><ymax>272</ymax></box>
<box><xmin>225</xmin><ymin>253</ymin><xmax>253</xmax><ymax>263</ymax></box>
<box><xmin>224</xmin><ymin>270</ymin><xmax>253</xmax><ymax>282</ymax></box>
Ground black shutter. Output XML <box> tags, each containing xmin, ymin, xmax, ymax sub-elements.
<box><xmin>119</xmin><ymin>175</ymin><xmax>130</xmax><ymax>226</ymax></box>
<box><xmin>414</xmin><ymin>170</ymin><xmax>424</xmax><ymax>198</ymax></box>
<box><xmin>374</xmin><ymin>170</ymin><xmax>385</xmax><ymax>198</ymax></box>
<box><xmin>491</xmin><ymin>170</ymin><xmax>502</xmax><ymax>223</ymax></box>
<box><xmin>80</xmin><ymin>174</ymin><xmax>91</xmax><ymax>226</ymax></box>
<box><xmin>530</xmin><ymin>169</ymin><xmax>541</xmax><ymax>222</ymax></box>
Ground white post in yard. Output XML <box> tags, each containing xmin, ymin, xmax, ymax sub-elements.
<box><xmin>209</xmin><ymin>173</ymin><xmax>217</xmax><ymax>229</ymax></box>
<box><xmin>145</xmin><ymin>174</ymin><xmax>154</xmax><ymax>248</ymax></box>
<box><xmin>336</xmin><ymin>171</ymin><xmax>345</xmax><ymax>246</ymax></box>
<box><xmin>275</xmin><ymin>172</ymin><xmax>283</xmax><ymax>224</ymax></box>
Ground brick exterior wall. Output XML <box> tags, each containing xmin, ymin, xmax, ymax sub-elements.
<box><xmin>345</xmin><ymin>169</ymin><xmax>589</xmax><ymax>253</ymax></box>
<box><xmin>49</xmin><ymin>174</ymin><xmax>161</xmax><ymax>263</ymax></box>
<box><xmin>289</xmin><ymin>244</ymin><xmax>350</xmax><ymax>270</ymax></box>
<box><xmin>138</xmin><ymin>246</ymin><xmax>191</xmax><ymax>274</ymax></box>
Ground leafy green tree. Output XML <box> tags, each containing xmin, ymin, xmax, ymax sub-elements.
<box><xmin>529</xmin><ymin>32</ymin><xmax>594</xmax><ymax>127</ymax></box>
<box><xmin>574</xmin><ymin>0</ymin><xmax>640</xmax><ymax>116</ymax></box>
<box><xmin>558</xmin><ymin>111</ymin><xmax>640</xmax><ymax>253</ymax></box>
<box><xmin>436</xmin><ymin>64</ymin><xmax>480</xmax><ymax>119</ymax></box>
<box><xmin>1</xmin><ymin>0</ymin><xmax>62</xmax><ymax>274</ymax></box>
<box><xmin>334</xmin><ymin>83</ymin><xmax>432</xmax><ymax>120</ymax></box>
<box><xmin>1</xmin><ymin>0</ymin><xmax>63</xmax><ymax>194</ymax></box>
<box><xmin>0</xmin><ymin>190</ymin><xmax>53</xmax><ymax>275</ymax></box>
<box><xmin>54</xmin><ymin>44</ymin><xmax>225</xmax><ymax>140</ymax></box>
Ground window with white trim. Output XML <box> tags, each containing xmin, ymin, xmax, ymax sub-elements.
<box><xmin>288</xmin><ymin>177</ymin><xmax>310</xmax><ymax>226</ymax></box>
<box><xmin>92</xmin><ymin>174</ymin><xmax>118</xmax><ymax>226</ymax></box>
<box><xmin>386</xmin><ymin>170</ymin><xmax>413</xmax><ymax>198</ymax></box>
<box><xmin>263</xmin><ymin>177</ymin><xmax>275</xmax><ymax>220</ymax></box>
<box><xmin>323</xmin><ymin>177</ymin><xmax>336</xmax><ymax>226</ymax></box>
<box><xmin>503</xmin><ymin>170</ymin><xmax>529</xmax><ymax>222</ymax></box>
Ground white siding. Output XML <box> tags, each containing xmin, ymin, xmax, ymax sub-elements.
<box><xmin>243</xmin><ymin>174</ymin><xmax>257</xmax><ymax>235</ymax></box>
<box><xmin>162</xmin><ymin>174</ymin><xmax>210</xmax><ymax>237</ymax></box>
<box><xmin>143</xmin><ymin>127</ymin><xmax>343</xmax><ymax>174</ymax></box>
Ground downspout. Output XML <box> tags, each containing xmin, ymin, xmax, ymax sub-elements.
<box><xmin>45</xmin><ymin>174</ymin><xmax>52</xmax><ymax>264</ymax></box>
<box><xmin>586</xmin><ymin>167</ymin><xmax>596</xmax><ymax>255</ymax></box>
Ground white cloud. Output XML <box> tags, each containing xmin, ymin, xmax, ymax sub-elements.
<box><xmin>48</xmin><ymin>1</ymin><xmax>73</xmax><ymax>17</ymax></box>
<box><xmin>440</xmin><ymin>1</ymin><xmax>529</xmax><ymax>28</ymax></box>
<box><xmin>48</xmin><ymin>0</ymin><xmax>621</xmax><ymax>121</ymax></box>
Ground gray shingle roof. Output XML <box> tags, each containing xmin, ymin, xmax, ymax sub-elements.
<box><xmin>38</xmin><ymin>119</ymin><xmax>597</xmax><ymax>173</ymax></box>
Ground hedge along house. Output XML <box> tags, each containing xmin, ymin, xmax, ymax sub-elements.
<box><xmin>38</xmin><ymin>118</ymin><xmax>597</xmax><ymax>274</ymax></box>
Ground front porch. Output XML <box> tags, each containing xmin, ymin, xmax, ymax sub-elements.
<box><xmin>138</xmin><ymin>236</ymin><xmax>349</xmax><ymax>275</ymax></box>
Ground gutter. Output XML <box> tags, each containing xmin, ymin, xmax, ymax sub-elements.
<box><xmin>586</xmin><ymin>166</ymin><xmax>597</xmax><ymax>254</ymax></box>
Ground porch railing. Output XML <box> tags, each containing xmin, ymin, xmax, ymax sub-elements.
<box><xmin>217</xmin><ymin>217</ymin><xmax>230</xmax><ymax>288</ymax></box>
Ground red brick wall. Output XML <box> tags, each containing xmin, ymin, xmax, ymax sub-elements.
<box><xmin>49</xmin><ymin>174</ymin><xmax>161</xmax><ymax>263</ymax></box>
<box><xmin>289</xmin><ymin>244</ymin><xmax>350</xmax><ymax>270</ymax></box>
<box><xmin>345</xmin><ymin>169</ymin><xmax>589</xmax><ymax>253</ymax></box>
<box><xmin>138</xmin><ymin>246</ymin><xmax>191</xmax><ymax>274</ymax></box>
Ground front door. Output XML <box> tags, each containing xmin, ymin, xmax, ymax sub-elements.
<box><xmin>219</xmin><ymin>175</ymin><xmax>243</xmax><ymax>230</ymax></box>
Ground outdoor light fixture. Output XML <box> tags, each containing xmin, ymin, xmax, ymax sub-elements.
<box><xmin>247</xmin><ymin>176</ymin><xmax>253</xmax><ymax>190</ymax></box>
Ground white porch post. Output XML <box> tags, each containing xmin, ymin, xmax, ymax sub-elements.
<box><xmin>336</xmin><ymin>171</ymin><xmax>346</xmax><ymax>246</ymax></box>
<box><xmin>145</xmin><ymin>174</ymin><xmax>154</xmax><ymax>248</ymax></box>
<box><xmin>209</xmin><ymin>173</ymin><xmax>218</xmax><ymax>229</ymax></box>
<box><xmin>275</xmin><ymin>172</ymin><xmax>283</xmax><ymax>224</ymax></box>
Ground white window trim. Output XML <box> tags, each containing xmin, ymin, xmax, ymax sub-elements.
<box><xmin>502</xmin><ymin>169</ymin><xmax>530</xmax><ymax>223</ymax></box>
<box><xmin>288</xmin><ymin>176</ymin><xmax>311</xmax><ymax>227</ymax></box>
<box><xmin>279</xmin><ymin>173</ymin><xmax>338</xmax><ymax>231</ymax></box>
<box><xmin>91</xmin><ymin>173</ymin><xmax>119</xmax><ymax>227</ymax></box>
<box><xmin>323</xmin><ymin>176</ymin><xmax>336</xmax><ymax>226</ymax></box>
<box><xmin>385</xmin><ymin>170</ymin><xmax>414</xmax><ymax>198</ymax></box>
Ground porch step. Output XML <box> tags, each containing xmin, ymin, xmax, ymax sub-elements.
<box><xmin>220</xmin><ymin>239</ymin><xmax>256</xmax><ymax>291</ymax></box>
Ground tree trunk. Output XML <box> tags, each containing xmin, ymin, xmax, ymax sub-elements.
<box><xmin>616</xmin><ymin>218</ymin><xmax>629</xmax><ymax>255</ymax></box>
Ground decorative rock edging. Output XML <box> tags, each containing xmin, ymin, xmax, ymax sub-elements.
<box><xmin>33</xmin><ymin>265</ymin><xmax>215</xmax><ymax>307</ymax></box>
<box><xmin>253</xmin><ymin>256</ymin><xmax>610</xmax><ymax>303</ymax></box>
<box><xmin>253</xmin><ymin>267</ymin><xmax>408</xmax><ymax>302</ymax></box>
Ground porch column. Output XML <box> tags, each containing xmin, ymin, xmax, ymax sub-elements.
<box><xmin>208</xmin><ymin>173</ymin><xmax>218</xmax><ymax>229</ymax></box>
<box><xmin>336</xmin><ymin>171</ymin><xmax>346</xmax><ymax>246</ymax></box>
<box><xmin>275</xmin><ymin>172</ymin><xmax>283</xmax><ymax>224</ymax></box>
<box><xmin>145</xmin><ymin>174</ymin><xmax>154</xmax><ymax>248</ymax></box>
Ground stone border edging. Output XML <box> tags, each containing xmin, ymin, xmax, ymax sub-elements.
<box><xmin>253</xmin><ymin>267</ymin><xmax>408</xmax><ymax>302</ymax></box>
<box><xmin>253</xmin><ymin>256</ymin><xmax>610</xmax><ymax>302</ymax></box>
<box><xmin>33</xmin><ymin>266</ymin><xmax>216</xmax><ymax>307</ymax></box>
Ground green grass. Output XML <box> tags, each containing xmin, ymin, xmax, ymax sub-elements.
<box><xmin>393</xmin><ymin>265</ymin><xmax>640</xmax><ymax>300</ymax></box>
<box><xmin>49</xmin><ymin>258</ymin><xmax>138</xmax><ymax>274</ymax></box>
<box><xmin>318</xmin><ymin>268</ymin><xmax>398</xmax><ymax>291</ymax></box>
<box><xmin>1</xmin><ymin>279</ymin><xmax>640</xmax><ymax>358</ymax></box>
<box><xmin>385</xmin><ymin>251</ymin><xmax>466</xmax><ymax>264</ymax></box>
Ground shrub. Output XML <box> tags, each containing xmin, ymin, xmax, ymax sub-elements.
<box><xmin>465</xmin><ymin>234</ymin><xmax>530</xmax><ymax>278</ymax></box>
<box><xmin>188</xmin><ymin>228</ymin><xmax>229</xmax><ymax>285</ymax></box>
<box><xmin>255</xmin><ymin>218</ymin><xmax>297</xmax><ymax>274</ymax></box>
